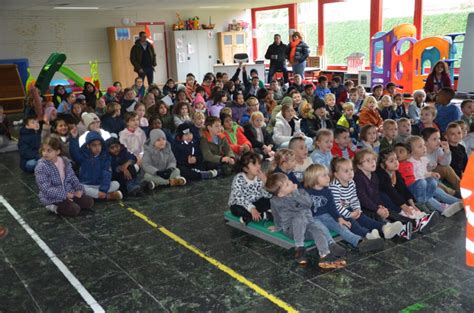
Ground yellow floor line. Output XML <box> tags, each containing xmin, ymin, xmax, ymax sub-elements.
<box><xmin>126</xmin><ymin>206</ymin><xmax>298</xmax><ymax>313</ymax></box>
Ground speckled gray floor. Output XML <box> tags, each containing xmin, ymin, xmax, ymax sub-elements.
<box><xmin>1</xmin><ymin>151</ymin><xmax>473</xmax><ymax>313</ymax></box>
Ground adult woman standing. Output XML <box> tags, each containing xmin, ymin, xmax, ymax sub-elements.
<box><xmin>424</xmin><ymin>61</ymin><xmax>452</xmax><ymax>101</ymax></box>
<box><xmin>287</xmin><ymin>32</ymin><xmax>310</xmax><ymax>79</ymax></box>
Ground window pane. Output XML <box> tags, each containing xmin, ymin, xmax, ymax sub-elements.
<box><xmin>298</xmin><ymin>2</ymin><xmax>318</xmax><ymax>56</ymax></box>
<box><xmin>256</xmin><ymin>9</ymin><xmax>289</xmax><ymax>60</ymax></box>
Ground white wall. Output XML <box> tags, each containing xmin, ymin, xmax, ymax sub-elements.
<box><xmin>0</xmin><ymin>9</ymin><xmax>250</xmax><ymax>86</ymax></box>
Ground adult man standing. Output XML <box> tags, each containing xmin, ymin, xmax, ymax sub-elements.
<box><xmin>265</xmin><ymin>34</ymin><xmax>288</xmax><ymax>84</ymax></box>
<box><xmin>130</xmin><ymin>31</ymin><xmax>157</xmax><ymax>86</ymax></box>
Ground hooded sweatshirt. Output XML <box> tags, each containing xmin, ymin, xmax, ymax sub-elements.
<box><xmin>142</xmin><ymin>129</ymin><xmax>177</xmax><ymax>174</ymax></box>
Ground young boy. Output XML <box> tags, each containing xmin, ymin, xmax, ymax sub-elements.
<box><xmin>302</xmin><ymin>84</ymin><xmax>315</xmax><ymax>105</ymax></box>
<box><xmin>380</xmin><ymin>119</ymin><xmax>398</xmax><ymax>152</ymax></box>
<box><xmin>18</xmin><ymin>116</ymin><xmax>41</xmax><ymax>172</ymax></box>
<box><xmin>142</xmin><ymin>129</ymin><xmax>187</xmax><ymax>186</ymax></box>
<box><xmin>106</xmin><ymin>137</ymin><xmax>154</xmax><ymax>197</ymax></box>
<box><xmin>70</xmin><ymin>130</ymin><xmax>122</xmax><ymax>200</ymax></box>
<box><xmin>460</xmin><ymin>100</ymin><xmax>474</xmax><ymax>127</ymax></box>
<box><xmin>265</xmin><ymin>172</ymin><xmax>347</xmax><ymax>268</ymax></box>
<box><xmin>434</xmin><ymin>87</ymin><xmax>461</xmax><ymax>133</ymax></box>
<box><xmin>314</xmin><ymin>75</ymin><xmax>331</xmax><ymax>100</ymax></box>
<box><xmin>289</xmin><ymin>137</ymin><xmax>313</xmax><ymax>182</ymax></box>
<box><xmin>336</xmin><ymin>102</ymin><xmax>359</xmax><ymax>142</ymax></box>
<box><xmin>384</xmin><ymin>82</ymin><xmax>397</xmax><ymax>97</ymax></box>
<box><xmin>445</xmin><ymin>122</ymin><xmax>468</xmax><ymax>178</ymax></box>
<box><xmin>412</xmin><ymin>106</ymin><xmax>439</xmax><ymax>136</ymax></box>
<box><xmin>348</xmin><ymin>88</ymin><xmax>361</xmax><ymax>113</ymax></box>
<box><xmin>331</xmin><ymin>128</ymin><xmax>355</xmax><ymax>159</ymax></box>
<box><xmin>395</xmin><ymin>118</ymin><xmax>411</xmax><ymax>144</ymax></box>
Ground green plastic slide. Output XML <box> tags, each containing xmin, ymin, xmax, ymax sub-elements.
<box><xmin>58</xmin><ymin>65</ymin><xmax>85</xmax><ymax>89</ymax></box>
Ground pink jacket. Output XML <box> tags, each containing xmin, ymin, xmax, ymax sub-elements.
<box><xmin>119</xmin><ymin>127</ymin><xmax>146</xmax><ymax>157</ymax></box>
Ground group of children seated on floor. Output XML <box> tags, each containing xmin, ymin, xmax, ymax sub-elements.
<box><xmin>12</xmin><ymin>68</ymin><xmax>472</xmax><ymax>267</ymax></box>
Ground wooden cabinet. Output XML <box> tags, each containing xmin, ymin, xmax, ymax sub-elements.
<box><xmin>107</xmin><ymin>26</ymin><xmax>145</xmax><ymax>88</ymax></box>
<box><xmin>217</xmin><ymin>32</ymin><xmax>247</xmax><ymax>65</ymax></box>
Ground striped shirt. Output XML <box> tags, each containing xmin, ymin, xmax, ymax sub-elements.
<box><xmin>329</xmin><ymin>179</ymin><xmax>361</xmax><ymax>218</ymax></box>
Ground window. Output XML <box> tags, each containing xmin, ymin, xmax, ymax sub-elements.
<box><xmin>256</xmin><ymin>9</ymin><xmax>289</xmax><ymax>60</ymax></box>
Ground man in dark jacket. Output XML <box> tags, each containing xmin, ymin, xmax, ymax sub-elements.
<box><xmin>130</xmin><ymin>31</ymin><xmax>157</xmax><ymax>85</ymax></box>
<box><xmin>265</xmin><ymin>34</ymin><xmax>288</xmax><ymax>84</ymax></box>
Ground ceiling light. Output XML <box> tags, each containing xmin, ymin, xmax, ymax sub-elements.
<box><xmin>54</xmin><ymin>6</ymin><xmax>99</xmax><ymax>10</ymax></box>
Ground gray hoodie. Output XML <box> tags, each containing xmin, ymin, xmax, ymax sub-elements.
<box><xmin>270</xmin><ymin>188</ymin><xmax>314</xmax><ymax>232</ymax></box>
<box><xmin>142</xmin><ymin>129</ymin><xmax>177</xmax><ymax>174</ymax></box>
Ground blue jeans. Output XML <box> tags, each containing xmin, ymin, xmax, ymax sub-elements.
<box><xmin>408</xmin><ymin>178</ymin><xmax>437</xmax><ymax>203</ymax></box>
<box><xmin>24</xmin><ymin>159</ymin><xmax>38</xmax><ymax>172</ymax></box>
<box><xmin>316</xmin><ymin>213</ymin><xmax>361</xmax><ymax>248</ymax></box>
<box><xmin>345</xmin><ymin>213</ymin><xmax>384</xmax><ymax>237</ymax></box>
<box><xmin>433</xmin><ymin>188</ymin><xmax>459</xmax><ymax>205</ymax></box>
<box><xmin>267</xmin><ymin>64</ymin><xmax>289</xmax><ymax>84</ymax></box>
<box><xmin>292</xmin><ymin>61</ymin><xmax>306</xmax><ymax>79</ymax></box>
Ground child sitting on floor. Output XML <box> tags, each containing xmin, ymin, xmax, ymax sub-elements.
<box><xmin>336</xmin><ymin>102</ymin><xmax>359</xmax><ymax>142</ymax></box>
<box><xmin>310</xmin><ymin>129</ymin><xmax>334</xmax><ymax>169</ymax></box>
<box><xmin>313</xmin><ymin>100</ymin><xmax>335</xmax><ymax>131</ymax></box>
<box><xmin>357</xmin><ymin>124</ymin><xmax>380</xmax><ymax>154</ymax></box>
<box><xmin>101</xmin><ymin>102</ymin><xmax>125</xmax><ymax>136</ymax></box>
<box><xmin>221</xmin><ymin>112</ymin><xmax>252</xmax><ymax>156</ymax></box>
<box><xmin>379</xmin><ymin>119</ymin><xmax>398</xmax><ymax>152</ymax></box>
<box><xmin>460</xmin><ymin>100</ymin><xmax>474</xmax><ymax>127</ymax></box>
<box><xmin>265</xmin><ymin>172</ymin><xmax>347</xmax><ymax>268</ymax></box>
<box><xmin>228</xmin><ymin>151</ymin><xmax>273</xmax><ymax>225</ymax></box>
<box><xmin>304</xmin><ymin>164</ymin><xmax>384</xmax><ymax>252</ymax></box>
<box><xmin>331</xmin><ymin>127</ymin><xmax>355</xmax><ymax>159</ymax></box>
<box><xmin>18</xmin><ymin>116</ymin><xmax>41</xmax><ymax>172</ymax></box>
<box><xmin>78</xmin><ymin>112</ymin><xmax>111</xmax><ymax>145</ymax></box>
<box><xmin>200</xmin><ymin>116</ymin><xmax>235</xmax><ymax>176</ymax></box>
<box><xmin>70</xmin><ymin>129</ymin><xmax>122</xmax><ymax>200</ymax></box>
<box><xmin>329</xmin><ymin>157</ymin><xmax>403</xmax><ymax>239</ymax></box>
<box><xmin>229</xmin><ymin>93</ymin><xmax>247</xmax><ymax>123</ymax></box>
<box><xmin>135</xmin><ymin>102</ymin><xmax>149</xmax><ymax>135</ymax></box>
<box><xmin>378</xmin><ymin>95</ymin><xmax>397</xmax><ymax>120</ymax></box>
<box><xmin>142</xmin><ymin>129</ymin><xmax>187</xmax><ymax>187</ymax></box>
<box><xmin>324</xmin><ymin>93</ymin><xmax>341</xmax><ymax>123</ymax></box>
<box><xmin>395</xmin><ymin>118</ymin><xmax>411</xmax><ymax>144</ymax></box>
<box><xmin>35</xmin><ymin>136</ymin><xmax>94</xmax><ymax>216</ymax></box>
<box><xmin>173</xmin><ymin>101</ymin><xmax>192</xmax><ymax>128</ymax></box>
<box><xmin>106</xmin><ymin>137</ymin><xmax>153</xmax><ymax>197</ymax></box>
<box><xmin>412</xmin><ymin>106</ymin><xmax>440</xmax><ymax>135</ymax></box>
<box><xmin>289</xmin><ymin>137</ymin><xmax>313</xmax><ymax>182</ymax></box>
<box><xmin>358</xmin><ymin>96</ymin><xmax>383</xmax><ymax>128</ymax></box>
<box><xmin>445</xmin><ymin>122</ymin><xmax>468</xmax><ymax>179</ymax></box>
<box><xmin>119</xmin><ymin>112</ymin><xmax>147</xmax><ymax>163</ymax></box>
<box><xmin>192</xmin><ymin>93</ymin><xmax>207</xmax><ymax>115</ymax></box>
<box><xmin>173</xmin><ymin>123</ymin><xmax>218</xmax><ymax>181</ymax></box>
<box><xmin>434</xmin><ymin>87</ymin><xmax>461</xmax><ymax>133</ymax></box>
<box><xmin>269</xmin><ymin>148</ymin><xmax>299</xmax><ymax>184</ymax></box>
<box><xmin>407</xmin><ymin>90</ymin><xmax>426</xmax><ymax>124</ymax></box>
<box><xmin>243</xmin><ymin>111</ymin><xmax>274</xmax><ymax>159</ymax></box>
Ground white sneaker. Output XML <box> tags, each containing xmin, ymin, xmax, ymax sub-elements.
<box><xmin>366</xmin><ymin>229</ymin><xmax>381</xmax><ymax>240</ymax></box>
<box><xmin>442</xmin><ymin>201</ymin><xmax>464</xmax><ymax>217</ymax></box>
<box><xmin>46</xmin><ymin>204</ymin><xmax>58</xmax><ymax>214</ymax></box>
<box><xmin>209</xmin><ymin>169</ymin><xmax>218</xmax><ymax>178</ymax></box>
<box><xmin>382</xmin><ymin>221</ymin><xmax>404</xmax><ymax>239</ymax></box>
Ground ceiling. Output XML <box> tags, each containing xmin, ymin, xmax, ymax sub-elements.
<box><xmin>2</xmin><ymin>0</ymin><xmax>305</xmax><ymax>10</ymax></box>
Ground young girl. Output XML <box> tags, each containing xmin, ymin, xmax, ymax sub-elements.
<box><xmin>173</xmin><ymin>123</ymin><xmax>218</xmax><ymax>181</ymax></box>
<box><xmin>142</xmin><ymin>129</ymin><xmax>187</xmax><ymax>186</ymax></box>
<box><xmin>268</xmin><ymin>148</ymin><xmax>299</xmax><ymax>184</ymax></box>
<box><xmin>243</xmin><ymin>111</ymin><xmax>274</xmax><ymax>159</ymax></box>
<box><xmin>78</xmin><ymin>112</ymin><xmax>111</xmax><ymax>146</ymax></box>
<box><xmin>148</xmin><ymin>84</ymin><xmax>162</xmax><ymax>102</ymax></box>
<box><xmin>289</xmin><ymin>137</ymin><xmax>312</xmax><ymax>182</ymax></box>
<box><xmin>324</xmin><ymin>93</ymin><xmax>341</xmax><ymax>123</ymax></box>
<box><xmin>299</xmin><ymin>101</ymin><xmax>318</xmax><ymax>138</ymax></box>
<box><xmin>135</xmin><ymin>102</ymin><xmax>149</xmax><ymax>134</ymax></box>
<box><xmin>103</xmin><ymin>86</ymin><xmax>118</xmax><ymax>104</ymax></box>
<box><xmin>228</xmin><ymin>151</ymin><xmax>273</xmax><ymax>225</ymax></box>
<box><xmin>184</xmin><ymin>74</ymin><xmax>197</xmax><ymax>102</ymax></box>
<box><xmin>113</xmin><ymin>81</ymin><xmax>124</xmax><ymax>103</ymax></box>
<box><xmin>208</xmin><ymin>91</ymin><xmax>227</xmax><ymax>118</ymax></box>
<box><xmin>142</xmin><ymin>93</ymin><xmax>156</xmax><ymax>111</ymax></box>
<box><xmin>310</xmin><ymin>129</ymin><xmax>333</xmax><ymax>169</ymax></box>
<box><xmin>357</xmin><ymin>124</ymin><xmax>380</xmax><ymax>154</ymax></box>
<box><xmin>95</xmin><ymin>98</ymin><xmax>107</xmax><ymax>118</ymax></box>
<box><xmin>376</xmin><ymin>149</ymin><xmax>439</xmax><ymax>233</ymax></box>
<box><xmin>190</xmin><ymin>111</ymin><xmax>206</xmax><ymax>143</ymax></box>
<box><xmin>393</xmin><ymin>93</ymin><xmax>407</xmax><ymax>119</ymax></box>
<box><xmin>57</xmin><ymin>93</ymin><xmax>76</xmax><ymax>114</ymax></box>
<box><xmin>229</xmin><ymin>93</ymin><xmax>247</xmax><ymax>123</ymax></box>
<box><xmin>101</xmin><ymin>102</ymin><xmax>125</xmax><ymax>136</ymax></box>
<box><xmin>303</xmin><ymin>164</ymin><xmax>384</xmax><ymax>252</ymax></box>
<box><xmin>273</xmin><ymin>103</ymin><xmax>313</xmax><ymax>150</ymax></box>
<box><xmin>163</xmin><ymin>78</ymin><xmax>177</xmax><ymax>100</ymax></box>
<box><xmin>119</xmin><ymin>112</ymin><xmax>147</xmax><ymax>162</ymax></box>
<box><xmin>41</xmin><ymin>116</ymin><xmax>72</xmax><ymax>159</ymax></box>
<box><xmin>175</xmin><ymin>89</ymin><xmax>189</xmax><ymax>105</ymax></box>
<box><xmin>154</xmin><ymin>101</ymin><xmax>175</xmax><ymax>133</ymax></box>
<box><xmin>353</xmin><ymin>149</ymin><xmax>413</xmax><ymax>239</ymax></box>
<box><xmin>82</xmin><ymin>82</ymin><xmax>102</xmax><ymax>109</ymax></box>
<box><xmin>359</xmin><ymin>96</ymin><xmax>383</xmax><ymax>128</ymax></box>
<box><xmin>405</xmin><ymin>136</ymin><xmax>463</xmax><ymax>216</ymax></box>
<box><xmin>173</xmin><ymin>102</ymin><xmax>192</xmax><ymax>128</ymax></box>
<box><xmin>408</xmin><ymin>90</ymin><xmax>426</xmax><ymax>124</ymax></box>
<box><xmin>371</xmin><ymin>84</ymin><xmax>383</xmax><ymax>101</ymax></box>
<box><xmin>200</xmin><ymin>116</ymin><xmax>235</xmax><ymax>176</ymax></box>
<box><xmin>121</xmin><ymin>88</ymin><xmax>138</xmax><ymax>114</ymax></box>
<box><xmin>240</xmin><ymin>96</ymin><xmax>259</xmax><ymax>125</ymax></box>
<box><xmin>192</xmin><ymin>93</ymin><xmax>207</xmax><ymax>115</ymax></box>
<box><xmin>378</xmin><ymin>95</ymin><xmax>397</xmax><ymax>120</ymax></box>
<box><xmin>330</xmin><ymin>157</ymin><xmax>403</xmax><ymax>239</ymax></box>
<box><xmin>53</xmin><ymin>84</ymin><xmax>67</xmax><ymax>108</ymax></box>
<box><xmin>71</xmin><ymin>102</ymin><xmax>83</xmax><ymax>125</ymax></box>
<box><xmin>133</xmin><ymin>77</ymin><xmax>146</xmax><ymax>101</ymax></box>
<box><xmin>35</xmin><ymin>136</ymin><xmax>94</xmax><ymax>216</ymax></box>
<box><xmin>221</xmin><ymin>113</ymin><xmax>252</xmax><ymax>156</ymax></box>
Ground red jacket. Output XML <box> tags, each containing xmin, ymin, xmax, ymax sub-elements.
<box><xmin>398</xmin><ymin>161</ymin><xmax>415</xmax><ymax>186</ymax></box>
<box><xmin>331</xmin><ymin>142</ymin><xmax>355</xmax><ymax>159</ymax></box>
<box><xmin>222</xmin><ymin>125</ymin><xmax>252</xmax><ymax>155</ymax></box>
<box><xmin>424</xmin><ymin>72</ymin><xmax>452</xmax><ymax>93</ymax></box>
<box><xmin>359</xmin><ymin>107</ymin><xmax>383</xmax><ymax>128</ymax></box>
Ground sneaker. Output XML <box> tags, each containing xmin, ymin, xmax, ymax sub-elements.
<box><xmin>107</xmin><ymin>191</ymin><xmax>123</xmax><ymax>200</ymax></box>
<box><xmin>0</xmin><ymin>226</ymin><xmax>9</xmax><ymax>239</ymax></box>
<box><xmin>169</xmin><ymin>176</ymin><xmax>187</xmax><ymax>186</ymax></box>
<box><xmin>295</xmin><ymin>247</ymin><xmax>308</xmax><ymax>265</ymax></box>
<box><xmin>365</xmin><ymin>229</ymin><xmax>381</xmax><ymax>240</ymax></box>
<box><xmin>201</xmin><ymin>170</ymin><xmax>218</xmax><ymax>179</ymax></box>
<box><xmin>418</xmin><ymin>212</ymin><xmax>440</xmax><ymax>233</ymax></box>
<box><xmin>398</xmin><ymin>222</ymin><xmax>413</xmax><ymax>240</ymax></box>
<box><xmin>442</xmin><ymin>201</ymin><xmax>464</xmax><ymax>217</ymax></box>
<box><xmin>382</xmin><ymin>221</ymin><xmax>403</xmax><ymax>239</ymax></box>
<box><xmin>329</xmin><ymin>243</ymin><xmax>347</xmax><ymax>258</ymax></box>
<box><xmin>318</xmin><ymin>254</ymin><xmax>347</xmax><ymax>269</ymax></box>
<box><xmin>239</xmin><ymin>217</ymin><xmax>246</xmax><ymax>225</ymax></box>
<box><xmin>358</xmin><ymin>238</ymin><xmax>384</xmax><ymax>252</ymax></box>
<box><xmin>46</xmin><ymin>204</ymin><xmax>58</xmax><ymax>214</ymax></box>
<box><xmin>147</xmin><ymin>180</ymin><xmax>155</xmax><ymax>191</ymax></box>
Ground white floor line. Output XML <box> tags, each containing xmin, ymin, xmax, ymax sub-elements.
<box><xmin>0</xmin><ymin>196</ymin><xmax>105</xmax><ymax>313</ymax></box>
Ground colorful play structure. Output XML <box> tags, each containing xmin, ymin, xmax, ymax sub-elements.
<box><xmin>370</xmin><ymin>24</ymin><xmax>464</xmax><ymax>93</ymax></box>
